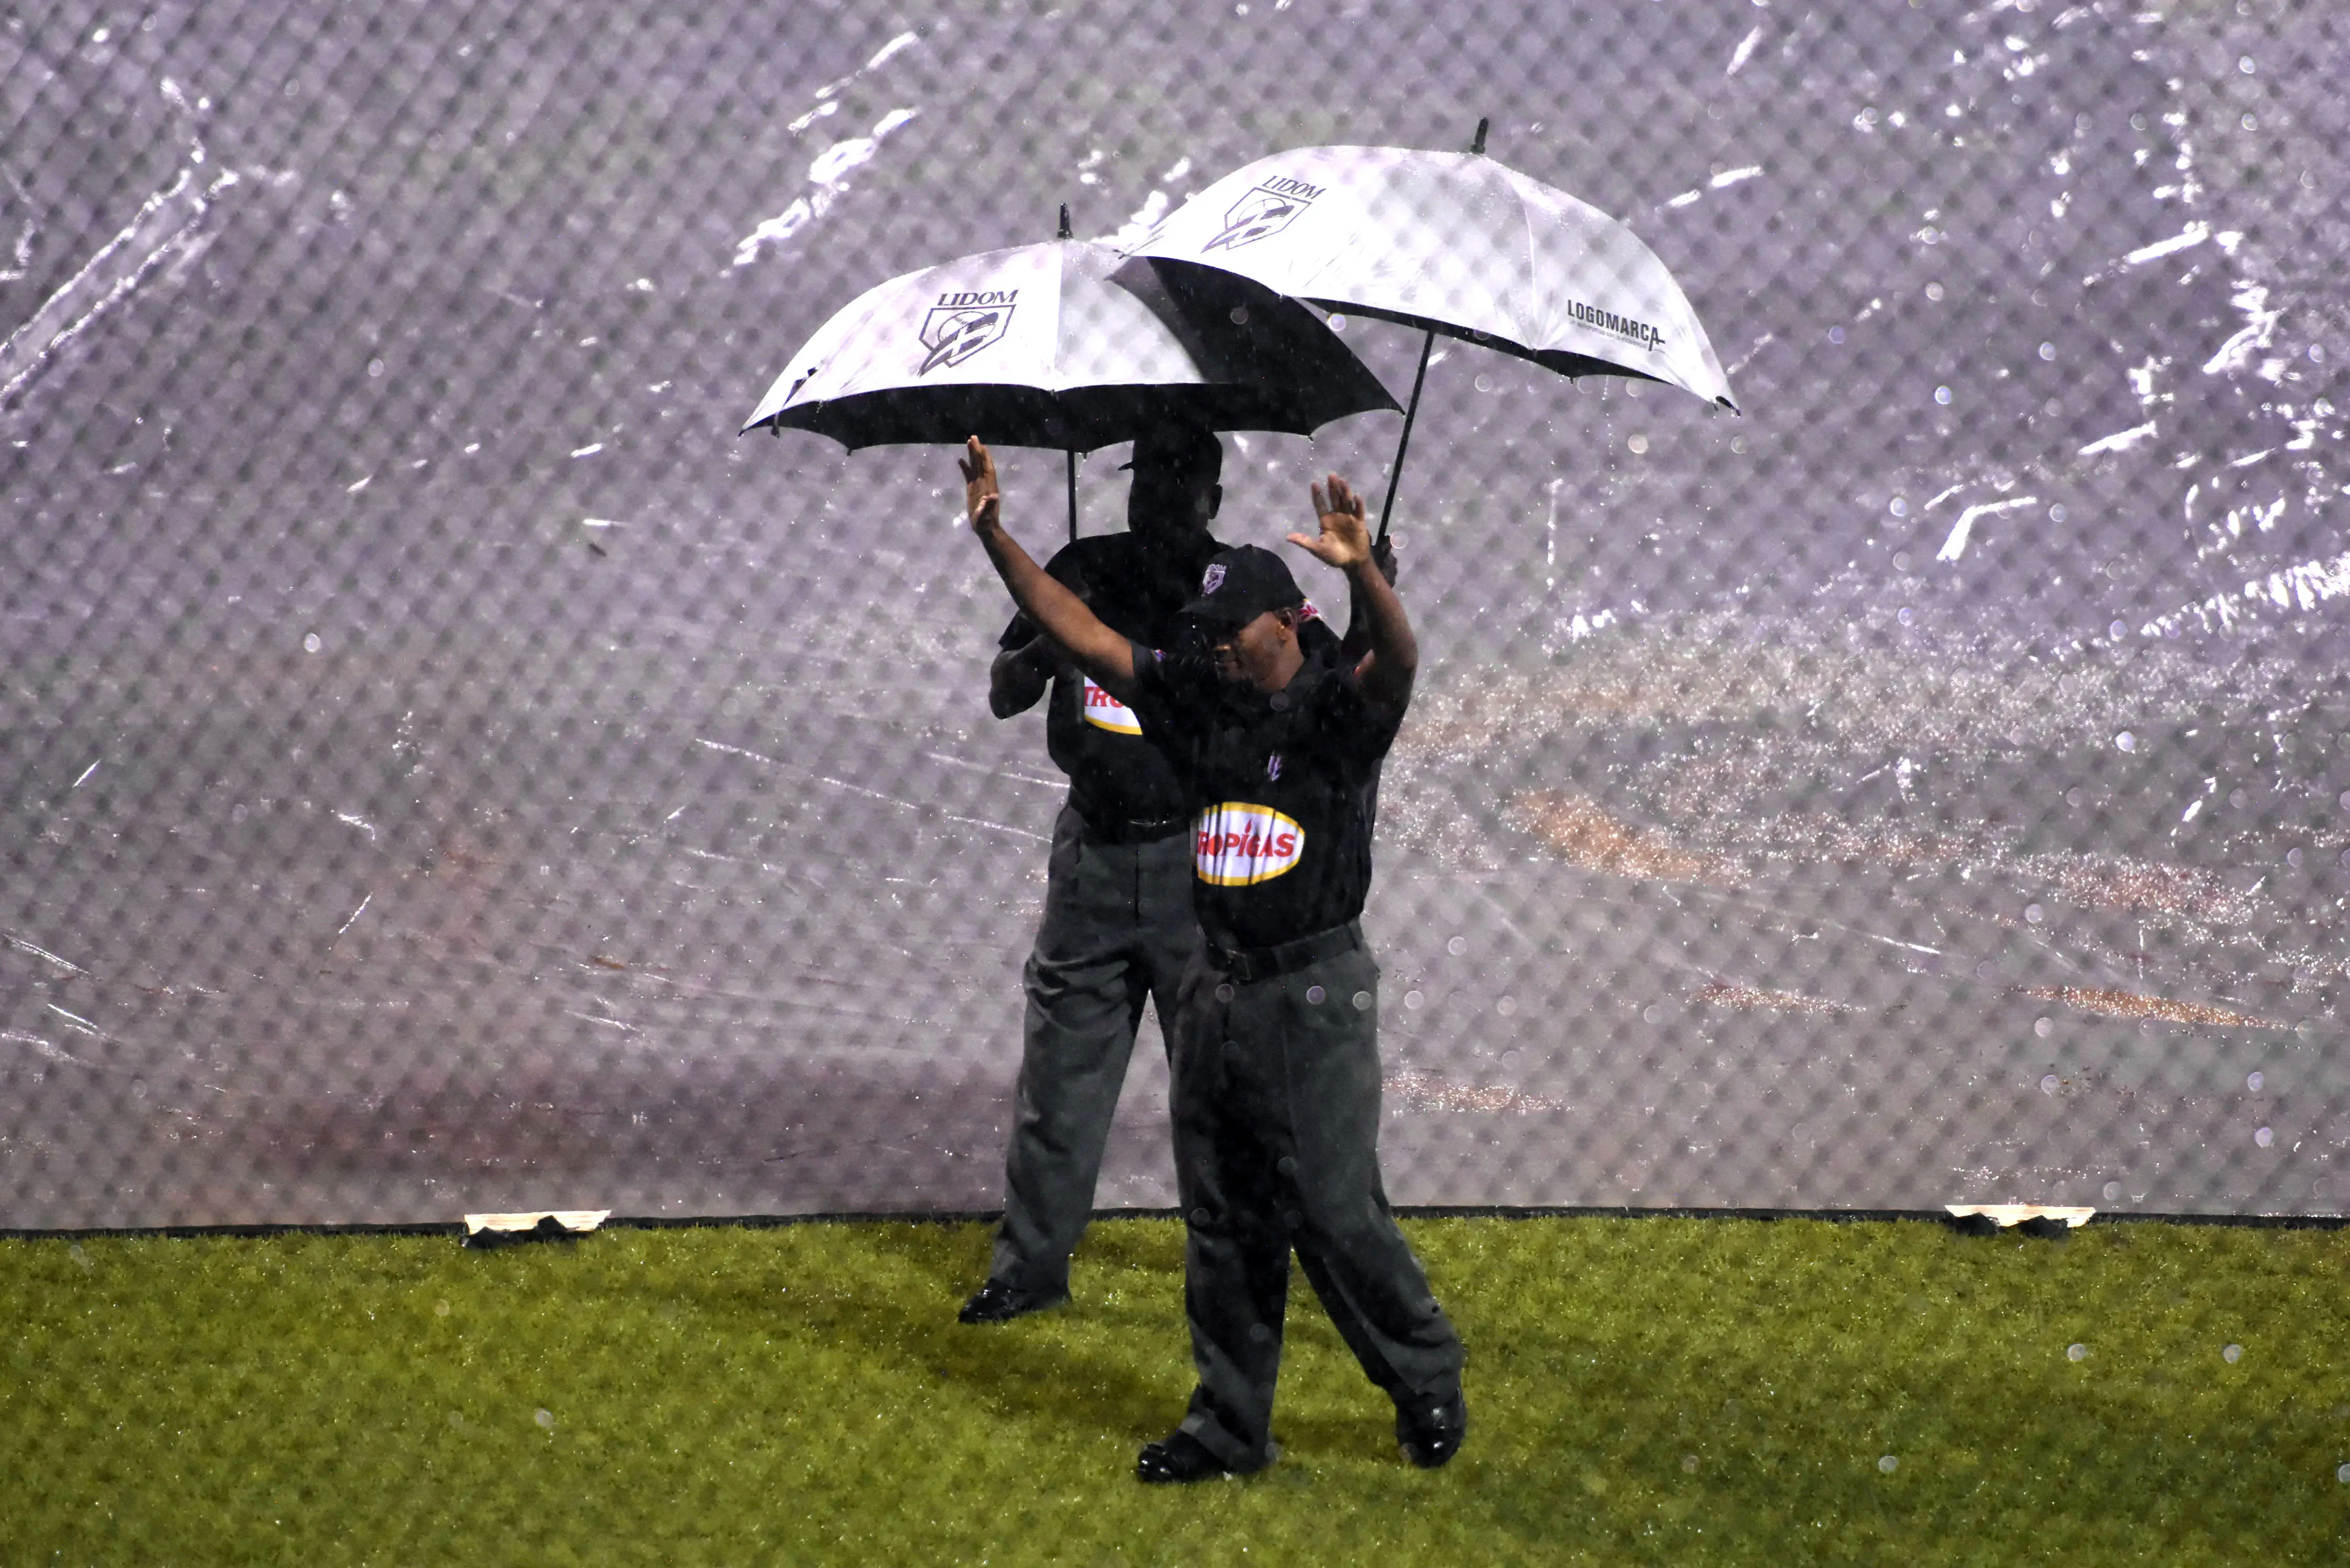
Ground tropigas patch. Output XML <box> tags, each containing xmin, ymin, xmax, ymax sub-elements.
<box><xmin>1081</xmin><ymin>677</ymin><xmax>1143</xmax><ymax>735</ymax></box>
<box><xmin>1194</xmin><ymin>802</ymin><xmax>1304</xmax><ymax>886</ymax></box>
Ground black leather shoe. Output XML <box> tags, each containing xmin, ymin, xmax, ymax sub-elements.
<box><xmin>957</xmin><ymin>1279</ymin><xmax>1068</xmax><ymax>1324</ymax></box>
<box><xmin>1396</xmin><ymin>1389</ymin><xmax>1469</xmax><ymax>1469</ymax></box>
<box><xmin>1135</xmin><ymin>1429</ymin><xmax>1253</xmax><ymax>1484</ymax></box>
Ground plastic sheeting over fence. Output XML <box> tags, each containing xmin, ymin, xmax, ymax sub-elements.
<box><xmin>0</xmin><ymin>0</ymin><xmax>2344</xmax><ymax>1229</ymax></box>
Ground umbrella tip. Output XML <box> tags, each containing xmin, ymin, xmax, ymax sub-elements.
<box><xmin>1470</xmin><ymin>117</ymin><xmax>1489</xmax><ymax>155</ymax></box>
<box><xmin>1058</xmin><ymin>203</ymin><xmax>1072</xmax><ymax>239</ymax></box>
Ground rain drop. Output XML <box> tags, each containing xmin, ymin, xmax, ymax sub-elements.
<box><xmin>2067</xmin><ymin>1343</ymin><xmax>2088</xmax><ymax>1362</ymax></box>
<box><xmin>1447</xmin><ymin>936</ymin><xmax>1467</xmax><ymax>956</ymax></box>
<box><xmin>1925</xmin><ymin>282</ymin><xmax>1945</xmax><ymax>301</ymax></box>
<box><xmin>2238</xmin><ymin>55</ymin><xmax>2255</xmax><ymax>73</ymax></box>
<box><xmin>435</xmin><ymin>1300</ymin><xmax>451</xmax><ymax>1318</ymax></box>
<box><xmin>2338</xmin><ymin>1463</ymin><xmax>2350</xmax><ymax>1484</ymax></box>
<box><xmin>1627</xmin><ymin>433</ymin><xmax>1649</xmax><ymax>454</ymax></box>
<box><xmin>2102</xmin><ymin>1181</ymin><xmax>2123</xmax><ymax>1201</ymax></box>
<box><xmin>1828</xmin><ymin>326</ymin><xmax>1846</xmax><ymax>344</ymax></box>
<box><xmin>2035</xmin><ymin>1017</ymin><xmax>2053</xmax><ymax>1038</ymax></box>
<box><xmin>1681</xmin><ymin>1454</ymin><xmax>1699</xmax><ymax>1474</ymax></box>
<box><xmin>2109</xmin><ymin>620</ymin><xmax>2128</xmax><ymax>639</ymax></box>
<box><xmin>2255</xmin><ymin>1126</ymin><xmax>2274</xmax><ymax>1147</ymax></box>
<box><xmin>2048</xmin><ymin>504</ymin><xmax>2066</xmax><ymax>523</ymax></box>
<box><xmin>2041</xmin><ymin>1074</ymin><xmax>2059</xmax><ymax>1094</ymax></box>
<box><xmin>1474</xmin><ymin>373</ymin><xmax>1494</xmax><ymax>393</ymax></box>
<box><xmin>2286</xmin><ymin>847</ymin><xmax>2303</xmax><ymax>868</ymax></box>
<box><xmin>1496</xmin><ymin>996</ymin><xmax>1517</xmax><ymax>1017</ymax></box>
<box><xmin>1327</xmin><ymin>314</ymin><xmax>1346</xmax><ymax>332</ymax></box>
<box><xmin>2038</xmin><ymin>342</ymin><xmax>2056</xmax><ymax>361</ymax></box>
<box><xmin>367</xmin><ymin>359</ymin><xmax>385</xmax><ymax>379</ymax></box>
<box><xmin>1897</xmin><ymin>606</ymin><xmax>1914</xmax><ymax>626</ymax></box>
<box><xmin>2337</xmin><ymin>791</ymin><xmax>2350</xmax><ymax>811</ymax></box>
<box><xmin>1404</xmin><ymin>989</ymin><xmax>1424</xmax><ymax>1009</ymax></box>
<box><xmin>1933</xmin><ymin>386</ymin><xmax>1952</xmax><ymax>405</ymax></box>
<box><xmin>2114</xmin><ymin>731</ymin><xmax>2136</xmax><ymax>752</ymax></box>
<box><xmin>1306</xmin><ymin>985</ymin><xmax>1325</xmax><ymax>1005</ymax></box>
<box><xmin>2247</xmin><ymin>1071</ymin><xmax>2264</xmax><ymax>1092</ymax></box>
<box><xmin>1878</xmin><ymin>1455</ymin><xmax>1898</xmax><ymax>1473</ymax></box>
<box><xmin>2026</xmin><ymin>904</ymin><xmax>2046</xmax><ymax>924</ymax></box>
<box><xmin>534</xmin><ymin>1408</ymin><xmax>555</xmax><ymax>1429</ymax></box>
<box><xmin>1352</xmin><ymin>991</ymin><xmax>1372</xmax><ymax>1010</ymax></box>
<box><xmin>1228</xmin><ymin>305</ymin><xmax>1249</xmax><ymax>325</ymax></box>
<box><xmin>2223</xmin><ymin>1344</ymin><xmax>2242</xmax><ymax>1363</ymax></box>
<box><xmin>1888</xmin><ymin>497</ymin><xmax>1908</xmax><ymax>517</ymax></box>
<box><xmin>303</xmin><ymin>632</ymin><xmax>322</xmax><ymax>653</ymax></box>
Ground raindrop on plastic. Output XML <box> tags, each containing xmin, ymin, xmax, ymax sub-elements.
<box><xmin>1878</xmin><ymin>1455</ymin><xmax>1898</xmax><ymax>1473</ymax></box>
<box><xmin>2067</xmin><ymin>1343</ymin><xmax>2087</xmax><ymax>1362</ymax></box>
<box><xmin>534</xmin><ymin>1408</ymin><xmax>555</xmax><ymax>1429</ymax></box>
<box><xmin>2255</xmin><ymin>1126</ymin><xmax>2274</xmax><ymax>1148</ymax></box>
<box><xmin>2223</xmin><ymin>1344</ymin><xmax>2242</xmax><ymax>1364</ymax></box>
<box><xmin>2247</xmin><ymin>1071</ymin><xmax>2264</xmax><ymax>1092</ymax></box>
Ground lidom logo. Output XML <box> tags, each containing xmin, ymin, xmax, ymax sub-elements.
<box><xmin>1081</xmin><ymin>677</ymin><xmax>1143</xmax><ymax>735</ymax></box>
<box><xmin>1194</xmin><ymin>802</ymin><xmax>1305</xmax><ymax>886</ymax></box>
<box><xmin>1204</xmin><ymin>177</ymin><xmax>1324</xmax><ymax>251</ymax></box>
<box><xmin>918</xmin><ymin>289</ymin><xmax>1017</xmax><ymax>373</ymax></box>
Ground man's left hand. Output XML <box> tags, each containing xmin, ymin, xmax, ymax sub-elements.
<box><xmin>1289</xmin><ymin>475</ymin><xmax>1373</xmax><ymax>572</ymax></box>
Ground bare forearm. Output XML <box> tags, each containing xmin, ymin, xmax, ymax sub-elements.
<box><xmin>1345</xmin><ymin>558</ymin><xmax>1416</xmax><ymax>709</ymax></box>
<box><xmin>975</xmin><ymin>520</ymin><xmax>1136</xmax><ymax>697</ymax></box>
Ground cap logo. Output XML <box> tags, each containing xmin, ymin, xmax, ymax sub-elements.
<box><xmin>1266</xmin><ymin>752</ymin><xmax>1283</xmax><ymax>782</ymax></box>
<box><xmin>1205</xmin><ymin>177</ymin><xmax>1324</xmax><ymax>251</ymax></box>
<box><xmin>1201</xmin><ymin>562</ymin><xmax>1227</xmax><ymax>596</ymax></box>
<box><xmin>918</xmin><ymin>289</ymin><xmax>1018</xmax><ymax>374</ymax></box>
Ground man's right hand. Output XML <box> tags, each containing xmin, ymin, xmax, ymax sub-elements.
<box><xmin>960</xmin><ymin>435</ymin><xmax>1002</xmax><ymax>533</ymax></box>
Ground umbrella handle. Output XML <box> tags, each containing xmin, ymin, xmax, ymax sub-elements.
<box><xmin>1374</xmin><ymin>328</ymin><xmax>1436</xmax><ymax>548</ymax></box>
<box><xmin>1067</xmin><ymin>449</ymin><xmax>1079</xmax><ymax>543</ymax></box>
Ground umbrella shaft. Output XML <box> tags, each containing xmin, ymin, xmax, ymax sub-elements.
<box><xmin>1375</xmin><ymin>329</ymin><xmax>1436</xmax><ymax>546</ymax></box>
<box><xmin>1067</xmin><ymin>450</ymin><xmax>1079</xmax><ymax>543</ymax></box>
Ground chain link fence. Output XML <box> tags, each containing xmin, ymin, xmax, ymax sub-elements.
<box><xmin>0</xmin><ymin>0</ymin><xmax>2342</xmax><ymax>1229</ymax></box>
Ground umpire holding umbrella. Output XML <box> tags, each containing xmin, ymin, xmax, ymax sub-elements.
<box><xmin>958</xmin><ymin>422</ymin><xmax>1230</xmax><ymax>1325</ymax></box>
<box><xmin>960</xmin><ymin>434</ymin><xmax>1467</xmax><ymax>1481</ymax></box>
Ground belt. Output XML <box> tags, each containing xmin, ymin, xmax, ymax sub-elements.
<box><xmin>1203</xmin><ymin>920</ymin><xmax>1365</xmax><ymax>986</ymax></box>
<box><xmin>1077</xmin><ymin>811</ymin><xmax>1190</xmax><ymax>846</ymax></box>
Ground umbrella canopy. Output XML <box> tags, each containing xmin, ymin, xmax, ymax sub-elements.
<box><xmin>740</xmin><ymin>238</ymin><xmax>1397</xmax><ymax>451</ymax></box>
<box><xmin>1129</xmin><ymin>143</ymin><xmax>1736</xmax><ymax>412</ymax></box>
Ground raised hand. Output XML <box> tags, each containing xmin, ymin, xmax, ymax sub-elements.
<box><xmin>959</xmin><ymin>435</ymin><xmax>1002</xmax><ymax>531</ymax></box>
<box><xmin>1288</xmin><ymin>473</ymin><xmax>1372</xmax><ymax>571</ymax></box>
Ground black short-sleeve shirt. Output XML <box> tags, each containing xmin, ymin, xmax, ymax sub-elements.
<box><xmin>999</xmin><ymin>532</ymin><xmax>1221</xmax><ymax>826</ymax></box>
<box><xmin>1124</xmin><ymin>639</ymin><xmax>1403</xmax><ymax>950</ymax></box>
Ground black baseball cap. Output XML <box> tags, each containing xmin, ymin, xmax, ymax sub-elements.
<box><xmin>1118</xmin><ymin>422</ymin><xmax>1223</xmax><ymax>480</ymax></box>
<box><xmin>1181</xmin><ymin>544</ymin><xmax>1305</xmax><ymax>624</ymax></box>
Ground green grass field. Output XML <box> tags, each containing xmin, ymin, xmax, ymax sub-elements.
<box><xmin>6</xmin><ymin>1215</ymin><xmax>2348</xmax><ymax>1564</ymax></box>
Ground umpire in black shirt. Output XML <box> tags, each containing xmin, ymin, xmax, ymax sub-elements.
<box><xmin>959</xmin><ymin>423</ymin><xmax>1229</xmax><ymax>1324</ymax></box>
<box><xmin>960</xmin><ymin>434</ymin><xmax>1467</xmax><ymax>1481</ymax></box>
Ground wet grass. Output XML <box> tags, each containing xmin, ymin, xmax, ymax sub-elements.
<box><xmin>5</xmin><ymin>1215</ymin><xmax>2348</xmax><ymax>1564</ymax></box>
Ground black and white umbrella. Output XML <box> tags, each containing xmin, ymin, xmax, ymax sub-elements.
<box><xmin>1130</xmin><ymin>125</ymin><xmax>1736</xmax><ymax>539</ymax></box>
<box><xmin>742</xmin><ymin>212</ymin><xmax>1397</xmax><ymax>537</ymax></box>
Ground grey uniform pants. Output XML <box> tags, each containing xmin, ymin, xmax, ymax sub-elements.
<box><xmin>1169</xmin><ymin>938</ymin><xmax>1466</xmax><ymax>1469</ymax></box>
<box><xmin>989</xmin><ymin>802</ymin><xmax>1197</xmax><ymax>1295</ymax></box>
